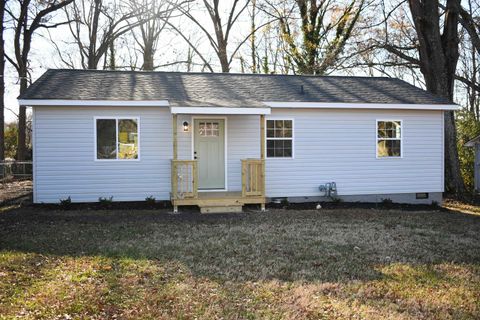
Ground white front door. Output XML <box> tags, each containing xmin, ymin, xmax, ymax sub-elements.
<box><xmin>194</xmin><ymin>119</ymin><xmax>225</xmax><ymax>190</ymax></box>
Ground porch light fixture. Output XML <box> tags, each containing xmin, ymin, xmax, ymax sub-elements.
<box><xmin>182</xmin><ymin>121</ymin><xmax>190</xmax><ymax>132</ymax></box>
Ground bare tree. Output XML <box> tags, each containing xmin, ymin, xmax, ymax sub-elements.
<box><xmin>170</xmin><ymin>0</ymin><xmax>274</xmax><ymax>72</ymax></box>
<box><xmin>375</xmin><ymin>0</ymin><xmax>463</xmax><ymax>194</ymax></box>
<box><xmin>5</xmin><ymin>0</ymin><xmax>74</xmax><ymax>160</ymax></box>
<box><xmin>64</xmin><ymin>0</ymin><xmax>151</xmax><ymax>70</ymax></box>
<box><xmin>128</xmin><ymin>0</ymin><xmax>187</xmax><ymax>71</ymax></box>
<box><xmin>260</xmin><ymin>0</ymin><xmax>366</xmax><ymax>75</ymax></box>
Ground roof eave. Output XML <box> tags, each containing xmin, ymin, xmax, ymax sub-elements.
<box><xmin>169</xmin><ymin>106</ymin><xmax>271</xmax><ymax>115</ymax></box>
<box><xmin>18</xmin><ymin>99</ymin><xmax>170</xmax><ymax>107</ymax></box>
<box><xmin>264</xmin><ymin>101</ymin><xmax>460</xmax><ymax>111</ymax></box>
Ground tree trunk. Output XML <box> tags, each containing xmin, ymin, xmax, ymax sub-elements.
<box><xmin>0</xmin><ymin>0</ymin><xmax>5</xmax><ymax>161</ymax></box>
<box><xmin>407</xmin><ymin>0</ymin><xmax>464</xmax><ymax>195</ymax></box>
<box><xmin>142</xmin><ymin>43</ymin><xmax>154</xmax><ymax>71</ymax></box>
<box><xmin>108</xmin><ymin>39</ymin><xmax>115</xmax><ymax>70</ymax></box>
<box><xmin>16</xmin><ymin>72</ymin><xmax>28</xmax><ymax>160</ymax></box>
<box><xmin>250</xmin><ymin>0</ymin><xmax>256</xmax><ymax>73</ymax></box>
<box><xmin>218</xmin><ymin>41</ymin><xmax>230</xmax><ymax>72</ymax></box>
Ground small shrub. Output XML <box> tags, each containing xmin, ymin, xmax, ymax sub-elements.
<box><xmin>99</xmin><ymin>196</ymin><xmax>114</xmax><ymax>204</ymax></box>
<box><xmin>431</xmin><ymin>200</ymin><xmax>439</xmax><ymax>207</ymax></box>
<box><xmin>59</xmin><ymin>196</ymin><xmax>72</xmax><ymax>208</ymax></box>
<box><xmin>145</xmin><ymin>196</ymin><xmax>156</xmax><ymax>205</ymax></box>
<box><xmin>381</xmin><ymin>198</ymin><xmax>393</xmax><ymax>205</ymax></box>
<box><xmin>330</xmin><ymin>197</ymin><xmax>342</xmax><ymax>203</ymax></box>
<box><xmin>280</xmin><ymin>198</ymin><xmax>289</xmax><ymax>206</ymax></box>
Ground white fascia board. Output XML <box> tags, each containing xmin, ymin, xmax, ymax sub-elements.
<box><xmin>264</xmin><ymin>101</ymin><xmax>460</xmax><ymax>111</ymax></box>
<box><xmin>18</xmin><ymin>99</ymin><xmax>170</xmax><ymax>107</ymax></box>
<box><xmin>170</xmin><ymin>106</ymin><xmax>271</xmax><ymax>115</ymax></box>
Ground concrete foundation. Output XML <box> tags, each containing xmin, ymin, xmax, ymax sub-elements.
<box><xmin>269</xmin><ymin>192</ymin><xmax>442</xmax><ymax>205</ymax></box>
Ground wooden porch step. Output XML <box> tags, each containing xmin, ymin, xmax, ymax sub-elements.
<box><xmin>171</xmin><ymin>191</ymin><xmax>265</xmax><ymax>214</ymax></box>
<box><xmin>200</xmin><ymin>205</ymin><xmax>243</xmax><ymax>214</ymax></box>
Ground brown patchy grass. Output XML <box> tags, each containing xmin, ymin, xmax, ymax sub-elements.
<box><xmin>0</xmin><ymin>205</ymin><xmax>479</xmax><ymax>319</ymax></box>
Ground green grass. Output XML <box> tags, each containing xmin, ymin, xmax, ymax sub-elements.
<box><xmin>0</xmin><ymin>205</ymin><xmax>479</xmax><ymax>319</ymax></box>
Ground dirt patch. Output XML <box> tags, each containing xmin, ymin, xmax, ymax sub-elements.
<box><xmin>0</xmin><ymin>179</ymin><xmax>32</xmax><ymax>205</ymax></box>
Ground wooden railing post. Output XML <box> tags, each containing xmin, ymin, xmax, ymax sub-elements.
<box><xmin>192</xmin><ymin>160</ymin><xmax>198</xmax><ymax>199</ymax></box>
<box><xmin>171</xmin><ymin>160</ymin><xmax>177</xmax><ymax>200</ymax></box>
<box><xmin>241</xmin><ymin>160</ymin><xmax>247</xmax><ymax>197</ymax></box>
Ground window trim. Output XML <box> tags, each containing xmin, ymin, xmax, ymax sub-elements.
<box><xmin>94</xmin><ymin>116</ymin><xmax>141</xmax><ymax>161</ymax></box>
<box><xmin>376</xmin><ymin>119</ymin><xmax>403</xmax><ymax>159</ymax></box>
<box><xmin>265</xmin><ymin>117</ymin><xmax>295</xmax><ymax>159</ymax></box>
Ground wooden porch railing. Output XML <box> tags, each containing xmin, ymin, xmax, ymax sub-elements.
<box><xmin>171</xmin><ymin>160</ymin><xmax>198</xmax><ymax>200</ymax></box>
<box><xmin>241</xmin><ymin>159</ymin><xmax>265</xmax><ymax>197</ymax></box>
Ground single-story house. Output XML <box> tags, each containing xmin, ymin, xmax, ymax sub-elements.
<box><xmin>19</xmin><ymin>69</ymin><xmax>459</xmax><ymax>212</ymax></box>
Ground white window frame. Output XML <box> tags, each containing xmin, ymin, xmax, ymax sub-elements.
<box><xmin>94</xmin><ymin>116</ymin><xmax>141</xmax><ymax>161</ymax></box>
<box><xmin>376</xmin><ymin>119</ymin><xmax>403</xmax><ymax>159</ymax></box>
<box><xmin>265</xmin><ymin>118</ymin><xmax>295</xmax><ymax>159</ymax></box>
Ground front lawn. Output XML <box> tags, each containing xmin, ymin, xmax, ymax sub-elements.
<box><xmin>0</xmin><ymin>204</ymin><xmax>479</xmax><ymax>319</ymax></box>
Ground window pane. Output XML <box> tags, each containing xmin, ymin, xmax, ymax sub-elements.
<box><xmin>267</xmin><ymin>148</ymin><xmax>275</xmax><ymax>157</ymax></box>
<box><xmin>274</xmin><ymin>140</ymin><xmax>283</xmax><ymax>157</ymax></box>
<box><xmin>275</xmin><ymin>128</ymin><xmax>284</xmax><ymax>138</ymax></box>
<box><xmin>97</xmin><ymin>119</ymin><xmax>116</xmax><ymax>159</ymax></box>
<box><xmin>378</xmin><ymin>121</ymin><xmax>401</xmax><ymax>139</ymax></box>
<box><xmin>377</xmin><ymin>139</ymin><xmax>401</xmax><ymax>157</ymax></box>
<box><xmin>377</xmin><ymin>140</ymin><xmax>388</xmax><ymax>157</ymax></box>
<box><xmin>388</xmin><ymin>140</ymin><xmax>401</xmax><ymax>156</ymax></box>
<box><xmin>267</xmin><ymin>129</ymin><xmax>275</xmax><ymax>138</ymax></box>
<box><xmin>267</xmin><ymin>120</ymin><xmax>274</xmax><ymax>129</ymax></box>
<box><xmin>118</xmin><ymin>119</ymin><xmax>138</xmax><ymax>159</ymax></box>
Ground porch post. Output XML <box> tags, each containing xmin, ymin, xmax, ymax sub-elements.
<box><xmin>260</xmin><ymin>114</ymin><xmax>265</xmax><ymax>160</ymax></box>
<box><xmin>260</xmin><ymin>114</ymin><xmax>266</xmax><ymax>211</ymax></box>
<box><xmin>173</xmin><ymin>114</ymin><xmax>178</xmax><ymax>160</ymax></box>
<box><xmin>172</xmin><ymin>114</ymin><xmax>178</xmax><ymax>213</ymax></box>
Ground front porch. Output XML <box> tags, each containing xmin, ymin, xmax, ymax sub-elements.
<box><xmin>170</xmin><ymin>113</ymin><xmax>267</xmax><ymax>213</ymax></box>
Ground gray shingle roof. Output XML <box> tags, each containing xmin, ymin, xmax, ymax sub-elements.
<box><xmin>19</xmin><ymin>69</ymin><xmax>452</xmax><ymax>106</ymax></box>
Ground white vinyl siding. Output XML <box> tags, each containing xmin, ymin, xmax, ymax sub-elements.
<box><xmin>34</xmin><ymin>106</ymin><xmax>171</xmax><ymax>203</ymax></box>
<box><xmin>265</xmin><ymin>109</ymin><xmax>443</xmax><ymax>197</ymax></box>
<box><xmin>33</xmin><ymin>106</ymin><xmax>444</xmax><ymax>203</ymax></box>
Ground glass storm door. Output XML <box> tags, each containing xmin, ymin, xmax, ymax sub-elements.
<box><xmin>194</xmin><ymin>119</ymin><xmax>225</xmax><ymax>190</ymax></box>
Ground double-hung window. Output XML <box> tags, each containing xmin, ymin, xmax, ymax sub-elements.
<box><xmin>377</xmin><ymin>120</ymin><xmax>402</xmax><ymax>158</ymax></box>
<box><xmin>266</xmin><ymin>119</ymin><xmax>293</xmax><ymax>158</ymax></box>
<box><xmin>96</xmin><ymin>118</ymin><xmax>139</xmax><ymax>160</ymax></box>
